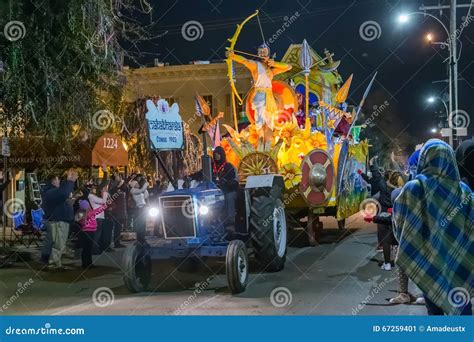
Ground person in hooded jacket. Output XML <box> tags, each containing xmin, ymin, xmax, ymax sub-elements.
<box><xmin>393</xmin><ymin>139</ymin><xmax>472</xmax><ymax>315</ymax></box>
<box><xmin>212</xmin><ymin>146</ymin><xmax>239</xmax><ymax>232</ymax></box>
<box><xmin>456</xmin><ymin>139</ymin><xmax>474</xmax><ymax>190</ymax></box>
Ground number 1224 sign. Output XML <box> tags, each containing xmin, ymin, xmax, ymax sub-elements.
<box><xmin>145</xmin><ymin>99</ymin><xmax>184</xmax><ymax>151</ymax></box>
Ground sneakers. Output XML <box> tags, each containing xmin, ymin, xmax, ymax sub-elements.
<box><xmin>389</xmin><ymin>293</ymin><xmax>411</xmax><ymax>304</ymax></box>
<box><xmin>415</xmin><ymin>296</ymin><xmax>426</xmax><ymax>305</ymax></box>
<box><xmin>380</xmin><ymin>262</ymin><xmax>392</xmax><ymax>271</ymax></box>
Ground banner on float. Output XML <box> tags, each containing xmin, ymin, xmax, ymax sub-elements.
<box><xmin>145</xmin><ymin>99</ymin><xmax>184</xmax><ymax>151</ymax></box>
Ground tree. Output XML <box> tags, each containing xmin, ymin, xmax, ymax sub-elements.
<box><xmin>0</xmin><ymin>0</ymin><xmax>154</xmax><ymax>149</ymax></box>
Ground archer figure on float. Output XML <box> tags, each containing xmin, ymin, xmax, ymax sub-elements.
<box><xmin>226</xmin><ymin>43</ymin><xmax>292</xmax><ymax>150</ymax></box>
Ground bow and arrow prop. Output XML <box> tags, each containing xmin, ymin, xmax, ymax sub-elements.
<box><xmin>225</xmin><ymin>10</ymin><xmax>266</xmax><ymax>130</ymax></box>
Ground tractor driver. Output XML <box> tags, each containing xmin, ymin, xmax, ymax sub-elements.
<box><xmin>212</xmin><ymin>146</ymin><xmax>239</xmax><ymax>233</ymax></box>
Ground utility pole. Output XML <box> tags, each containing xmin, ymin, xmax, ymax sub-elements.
<box><xmin>420</xmin><ymin>1</ymin><xmax>471</xmax><ymax>147</ymax></box>
<box><xmin>450</xmin><ymin>0</ymin><xmax>458</xmax><ymax>145</ymax></box>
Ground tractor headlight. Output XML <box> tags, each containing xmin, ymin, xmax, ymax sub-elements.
<box><xmin>198</xmin><ymin>205</ymin><xmax>209</xmax><ymax>215</ymax></box>
<box><xmin>148</xmin><ymin>207</ymin><xmax>159</xmax><ymax>218</ymax></box>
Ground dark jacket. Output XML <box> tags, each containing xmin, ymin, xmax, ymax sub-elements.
<box><xmin>213</xmin><ymin>146</ymin><xmax>239</xmax><ymax>193</ymax></box>
<box><xmin>109</xmin><ymin>180</ymin><xmax>128</xmax><ymax>219</ymax></box>
<box><xmin>41</xmin><ymin>180</ymin><xmax>75</xmax><ymax>222</ymax></box>
<box><xmin>456</xmin><ymin>139</ymin><xmax>474</xmax><ymax>190</ymax></box>
<box><xmin>361</xmin><ymin>162</ymin><xmax>391</xmax><ymax>211</ymax></box>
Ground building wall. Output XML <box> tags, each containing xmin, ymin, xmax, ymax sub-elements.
<box><xmin>124</xmin><ymin>63</ymin><xmax>253</xmax><ymax>132</ymax></box>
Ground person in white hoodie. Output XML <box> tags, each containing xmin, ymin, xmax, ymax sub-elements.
<box><xmin>129</xmin><ymin>178</ymin><xmax>148</xmax><ymax>243</ymax></box>
<box><xmin>88</xmin><ymin>183</ymin><xmax>109</xmax><ymax>254</ymax></box>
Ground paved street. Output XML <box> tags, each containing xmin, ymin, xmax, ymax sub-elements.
<box><xmin>0</xmin><ymin>216</ymin><xmax>426</xmax><ymax>316</ymax></box>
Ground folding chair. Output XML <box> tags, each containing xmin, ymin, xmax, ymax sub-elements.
<box><xmin>12</xmin><ymin>211</ymin><xmax>41</xmax><ymax>248</ymax></box>
<box><xmin>31</xmin><ymin>208</ymin><xmax>45</xmax><ymax>231</ymax></box>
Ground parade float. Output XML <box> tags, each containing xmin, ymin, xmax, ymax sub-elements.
<box><xmin>220</xmin><ymin>10</ymin><xmax>374</xmax><ymax>244</ymax></box>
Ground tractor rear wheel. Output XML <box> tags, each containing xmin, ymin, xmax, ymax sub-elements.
<box><xmin>123</xmin><ymin>242</ymin><xmax>152</xmax><ymax>293</ymax></box>
<box><xmin>250</xmin><ymin>193</ymin><xmax>287</xmax><ymax>272</ymax></box>
<box><xmin>226</xmin><ymin>240</ymin><xmax>248</xmax><ymax>294</ymax></box>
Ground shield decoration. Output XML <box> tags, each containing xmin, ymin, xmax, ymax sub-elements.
<box><xmin>300</xmin><ymin>149</ymin><xmax>335</xmax><ymax>206</ymax></box>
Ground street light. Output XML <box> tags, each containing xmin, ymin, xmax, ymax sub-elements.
<box><xmin>425</xmin><ymin>32</ymin><xmax>450</xmax><ymax>48</ymax></box>
<box><xmin>431</xmin><ymin>128</ymin><xmax>438</xmax><ymax>134</ymax></box>
<box><xmin>398</xmin><ymin>14</ymin><xmax>409</xmax><ymax>23</ymax></box>
<box><xmin>426</xmin><ymin>95</ymin><xmax>452</xmax><ymax>146</ymax></box>
<box><xmin>398</xmin><ymin>11</ymin><xmax>455</xmax><ymax>146</ymax></box>
<box><xmin>426</xmin><ymin>95</ymin><xmax>449</xmax><ymax>117</ymax></box>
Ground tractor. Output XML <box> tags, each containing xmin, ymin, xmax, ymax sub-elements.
<box><xmin>122</xmin><ymin>99</ymin><xmax>287</xmax><ymax>294</ymax></box>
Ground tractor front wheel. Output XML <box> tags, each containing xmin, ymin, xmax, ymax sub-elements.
<box><xmin>123</xmin><ymin>242</ymin><xmax>152</xmax><ymax>293</ymax></box>
<box><xmin>226</xmin><ymin>240</ymin><xmax>249</xmax><ymax>294</ymax></box>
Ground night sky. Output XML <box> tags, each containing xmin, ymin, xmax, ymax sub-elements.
<box><xmin>132</xmin><ymin>0</ymin><xmax>474</xmax><ymax>151</ymax></box>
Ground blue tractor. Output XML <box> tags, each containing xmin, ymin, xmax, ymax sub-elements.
<box><xmin>123</xmin><ymin>98</ymin><xmax>287</xmax><ymax>293</ymax></box>
<box><xmin>122</xmin><ymin>174</ymin><xmax>287</xmax><ymax>294</ymax></box>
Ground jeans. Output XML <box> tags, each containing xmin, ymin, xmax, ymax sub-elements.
<box><xmin>92</xmin><ymin>218</ymin><xmax>104</xmax><ymax>254</ymax></box>
<box><xmin>134</xmin><ymin>206</ymin><xmax>146</xmax><ymax>243</ymax></box>
<box><xmin>111</xmin><ymin>215</ymin><xmax>126</xmax><ymax>247</ymax></box>
<box><xmin>40</xmin><ymin>221</ymin><xmax>53</xmax><ymax>263</ymax></box>
<box><xmin>100</xmin><ymin>217</ymin><xmax>114</xmax><ymax>250</ymax></box>
<box><xmin>80</xmin><ymin>231</ymin><xmax>94</xmax><ymax>267</ymax></box>
<box><xmin>50</xmin><ymin>221</ymin><xmax>70</xmax><ymax>267</ymax></box>
<box><xmin>377</xmin><ymin>224</ymin><xmax>394</xmax><ymax>264</ymax></box>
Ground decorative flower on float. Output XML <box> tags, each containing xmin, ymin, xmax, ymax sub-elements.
<box><xmin>273</xmin><ymin>116</ymin><xmax>298</xmax><ymax>145</ymax></box>
<box><xmin>244</xmin><ymin>124</ymin><xmax>259</xmax><ymax>148</ymax></box>
<box><xmin>279</xmin><ymin>163</ymin><xmax>302</xmax><ymax>189</ymax></box>
<box><xmin>305</xmin><ymin>131</ymin><xmax>327</xmax><ymax>151</ymax></box>
<box><xmin>277</xmin><ymin>135</ymin><xmax>307</xmax><ymax>167</ymax></box>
